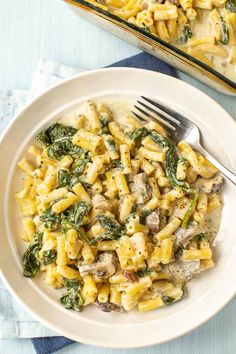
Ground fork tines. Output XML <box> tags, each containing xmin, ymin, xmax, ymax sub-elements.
<box><xmin>132</xmin><ymin>96</ymin><xmax>189</xmax><ymax>134</ymax></box>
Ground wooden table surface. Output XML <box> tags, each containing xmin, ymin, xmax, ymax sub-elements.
<box><xmin>0</xmin><ymin>0</ymin><xmax>235</xmax><ymax>353</ymax></box>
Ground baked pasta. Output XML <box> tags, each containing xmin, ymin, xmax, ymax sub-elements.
<box><xmin>16</xmin><ymin>100</ymin><xmax>223</xmax><ymax>313</ymax></box>
<box><xmin>89</xmin><ymin>0</ymin><xmax>236</xmax><ymax>81</ymax></box>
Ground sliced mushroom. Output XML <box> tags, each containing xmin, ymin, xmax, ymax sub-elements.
<box><xmin>78</xmin><ymin>253</ymin><xmax>116</xmax><ymax>279</ymax></box>
<box><xmin>95</xmin><ymin>300</ymin><xmax>124</xmax><ymax>313</ymax></box>
<box><xmin>129</xmin><ymin>173</ymin><xmax>152</xmax><ymax>204</ymax></box>
<box><xmin>145</xmin><ymin>209</ymin><xmax>160</xmax><ymax>233</ymax></box>
<box><xmin>194</xmin><ymin>175</ymin><xmax>223</xmax><ymax>194</ymax></box>
<box><xmin>174</xmin><ymin>221</ymin><xmax>201</xmax><ymax>248</ymax></box>
<box><xmin>165</xmin><ymin>259</ymin><xmax>200</xmax><ymax>282</ymax></box>
<box><xmin>92</xmin><ymin>194</ymin><xmax>111</xmax><ymax>212</ymax></box>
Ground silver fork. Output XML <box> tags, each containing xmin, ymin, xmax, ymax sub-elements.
<box><xmin>132</xmin><ymin>96</ymin><xmax>236</xmax><ymax>185</ymax></box>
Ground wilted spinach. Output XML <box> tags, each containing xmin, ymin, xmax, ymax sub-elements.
<box><xmin>107</xmin><ymin>139</ymin><xmax>117</xmax><ymax>152</ymax></box>
<box><xmin>90</xmin><ymin>215</ymin><xmax>124</xmax><ymax>244</ymax></box>
<box><xmin>60</xmin><ymin>279</ymin><xmax>84</xmax><ymax>312</ymax></box>
<box><xmin>109</xmin><ymin>159</ymin><xmax>123</xmax><ymax>170</ymax></box>
<box><xmin>179</xmin><ymin>25</ymin><xmax>193</xmax><ymax>44</ymax></box>
<box><xmin>47</xmin><ymin>140</ymin><xmax>82</xmax><ymax>160</ymax></box>
<box><xmin>61</xmin><ymin>201</ymin><xmax>90</xmax><ymax>233</ymax></box>
<box><xmin>40</xmin><ymin>206</ymin><xmax>61</xmax><ymax>230</ymax></box>
<box><xmin>100</xmin><ymin>116</ymin><xmax>110</xmax><ymax>134</ymax></box>
<box><xmin>23</xmin><ymin>232</ymin><xmax>43</xmax><ymax>278</ymax></box>
<box><xmin>220</xmin><ymin>16</ymin><xmax>229</xmax><ymax>44</ymax></box>
<box><xmin>57</xmin><ymin>170</ymin><xmax>80</xmax><ymax>189</ymax></box>
<box><xmin>149</xmin><ymin>130</ymin><xmax>190</xmax><ymax>192</ymax></box>
<box><xmin>43</xmin><ymin>249</ymin><xmax>57</xmax><ymax>266</ymax></box>
<box><xmin>225</xmin><ymin>0</ymin><xmax>236</xmax><ymax>12</ymax></box>
<box><xmin>182</xmin><ymin>191</ymin><xmax>199</xmax><ymax>229</ymax></box>
<box><xmin>194</xmin><ymin>233</ymin><xmax>207</xmax><ymax>242</ymax></box>
<box><xmin>162</xmin><ymin>296</ymin><xmax>175</xmax><ymax>304</ymax></box>
<box><xmin>36</xmin><ymin>122</ymin><xmax>82</xmax><ymax>160</ymax></box>
<box><xmin>37</xmin><ymin>123</ymin><xmax>77</xmax><ymax>146</ymax></box>
<box><xmin>72</xmin><ymin>151</ymin><xmax>91</xmax><ymax>174</ymax></box>
<box><xmin>128</xmin><ymin>127</ymin><xmax>148</xmax><ymax>141</ymax></box>
<box><xmin>135</xmin><ymin>268</ymin><xmax>152</xmax><ymax>277</ymax></box>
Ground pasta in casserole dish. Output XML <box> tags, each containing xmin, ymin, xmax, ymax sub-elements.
<box><xmin>85</xmin><ymin>0</ymin><xmax>236</xmax><ymax>82</ymax></box>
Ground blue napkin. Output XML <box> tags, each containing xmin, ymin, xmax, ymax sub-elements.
<box><xmin>30</xmin><ymin>52</ymin><xmax>176</xmax><ymax>353</ymax></box>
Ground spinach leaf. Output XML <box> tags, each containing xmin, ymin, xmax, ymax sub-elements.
<box><xmin>57</xmin><ymin>170</ymin><xmax>72</xmax><ymax>188</ymax></box>
<box><xmin>149</xmin><ymin>130</ymin><xmax>190</xmax><ymax>192</ymax></box>
<box><xmin>89</xmin><ymin>231</ymin><xmax>121</xmax><ymax>244</ymax></box>
<box><xmin>43</xmin><ymin>249</ymin><xmax>57</xmax><ymax>266</ymax></box>
<box><xmin>57</xmin><ymin>170</ymin><xmax>80</xmax><ymax>189</ymax></box>
<box><xmin>95</xmin><ymin>215</ymin><xmax>123</xmax><ymax>234</ymax></box>
<box><xmin>100</xmin><ymin>116</ymin><xmax>110</xmax><ymax>134</ymax></box>
<box><xmin>182</xmin><ymin>191</ymin><xmax>199</xmax><ymax>229</ymax></box>
<box><xmin>37</xmin><ymin>123</ymin><xmax>77</xmax><ymax>146</ymax></box>
<box><xmin>225</xmin><ymin>0</ymin><xmax>236</xmax><ymax>12</ymax></box>
<box><xmin>128</xmin><ymin>127</ymin><xmax>149</xmax><ymax>141</ymax></box>
<box><xmin>107</xmin><ymin>139</ymin><xmax>117</xmax><ymax>152</ymax></box>
<box><xmin>131</xmin><ymin>204</ymin><xmax>138</xmax><ymax>213</ymax></box>
<box><xmin>109</xmin><ymin>159</ymin><xmax>123</xmax><ymax>170</ymax></box>
<box><xmin>162</xmin><ymin>296</ymin><xmax>175</xmax><ymax>304</ymax></box>
<box><xmin>36</xmin><ymin>123</ymin><xmax>82</xmax><ymax>160</ymax></box>
<box><xmin>64</xmin><ymin>278</ymin><xmax>80</xmax><ymax>289</ymax></box>
<box><xmin>90</xmin><ymin>215</ymin><xmax>124</xmax><ymax>244</ymax></box>
<box><xmin>220</xmin><ymin>16</ymin><xmax>229</xmax><ymax>44</ymax></box>
<box><xmin>194</xmin><ymin>233</ymin><xmax>207</xmax><ymax>242</ymax></box>
<box><xmin>180</xmin><ymin>25</ymin><xmax>193</xmax><ymax>44</ymax></box>
<box><xmin>23</xmin><ymin>232</ymin><xmax>43</xmax><ymax>278</ymax></box>
<box><xmin>135</xmin><ymin>268</ymin><xmax>152</xmax><ymax>277</ymax></box>
<box><xmin>40</xmin><ymin>206</ymin><xmax>61</xmax><ymax>230</ymax></box>
<box><xmin>61</xmin><ymin>201</ymin><xmax>90</xmax><ymax>233</ymax></box>
<box><xmin>47</xmin><ymin>139</ymin><xmax>82</xmax><ymax>160</ymax></box>
<box><xmin>72</xmin><ymin>151</ymin><xmax>91</xmax><ymax>174</ymax></box>
<box><xmin>60</xmin><ymin>279</ymin><xmax>84</xmax><ymax>312</ymax></box>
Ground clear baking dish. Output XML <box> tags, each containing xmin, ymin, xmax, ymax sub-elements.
<box><xmin>64</xmin><ymin>0</ymin><xmax>236</xmax><ymax>95</ymax></box>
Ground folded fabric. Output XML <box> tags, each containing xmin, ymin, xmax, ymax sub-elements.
<box><xmin>0</xmin><ymin>52</ymin><xmax>176</xmax><ymax>353</ymax></box>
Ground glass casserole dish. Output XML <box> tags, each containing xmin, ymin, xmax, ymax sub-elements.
<box><xmin>64</xmin><ymin>0</ymin><xmax>236</xmax><ymax>95</ymax></box>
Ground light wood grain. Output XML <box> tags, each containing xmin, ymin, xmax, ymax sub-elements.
<box><xmin>0</xmin><ymin>0</ymin><xmax>235</xmax><ymax>353</ymax></box>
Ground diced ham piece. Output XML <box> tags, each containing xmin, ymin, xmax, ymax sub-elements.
<box><xmin>145</xmin><ymin>210</ymin><xmax>160</xmax><ymax>233</ymax></box>
<box><xmin>92</xmin><ymin>194</ymin><xmax>111</xmax><ymax>212</ymax></box>
<box><xmin>129</xmin><ymin>173</ymin><xmax>151</xmax><ymax>204</ymax></box>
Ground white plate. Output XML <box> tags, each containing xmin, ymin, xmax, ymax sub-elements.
<box><xmin>0</xmin><ymin>68</ymin><xmax>236</xmax><ymax>348</ymax></box>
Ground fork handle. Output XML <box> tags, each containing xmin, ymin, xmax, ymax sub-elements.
<box><xmin>198</xmin><ymin>146</ymin><xmax>236</xmax><ymax>186</ymax></box>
